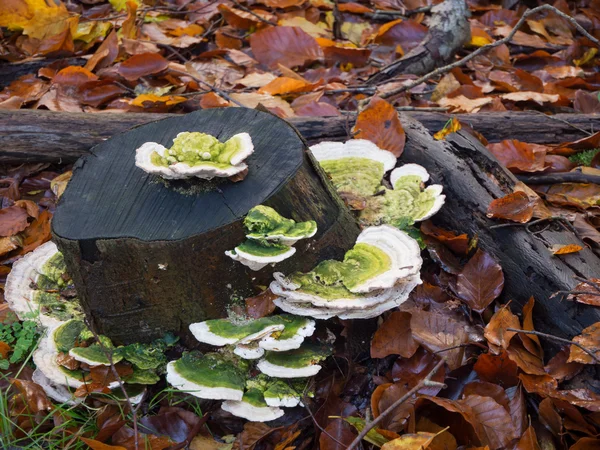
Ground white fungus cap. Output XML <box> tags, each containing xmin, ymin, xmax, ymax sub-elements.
<box><xmin>135</xmin><ymin>142</ymin><xmax>180</xmax><ymax>179</ymax></box>
<box><xmin>234</xmin><ymin>344</ymin><xmax>265</xmax><ymax>360</ymax></box>
<box><xmin>416</xmin><ymin>185</ymin><xmax>446</xmax><ymax>221</ymax></box>
<box><xmin>221</xmin><ymin>400</ymin><xmax>284</xmax><ymax>422</ymax></box>
<box><xmin>259</xmin><ymin>319</ymin><xmax>316</xmax><ymax>352</ymax></box>
<box><xmin>188</xmin><ymin>322</ymin><xmax>238</xmax><ymax>346</ymax></box>
<box><xmin>257</xmin><ymin>359</ymin><xmax>322</xmax><ymax>378</ymax></box>
<box><xmin>310</xmin><ymin>140</ymin><xmax>397</xmax><ymax>173</ymax></box>
<box><xmin>169</xmin><ymin>161</ymin><xmax>248</xmax><ymax>180</ymax></box>
<box><xmin>32</xmin><ymin>368</ymin><xmax>80</xmax><ymax>405</ymax></box>
<box><xmin>227</xmin><ymin>133</ymin><xmax>254</xmax><ymax>166</ymax></box>
<box><xmin>225</xmin><ymin>246</ymin><xmax>296</xmax><ymax>272</ymax></box>
<box><xmin>264</xmin><ymin>394</ymin><xmax>302</xmax><ymax>408</ymax></box>
<box><xmin>165</xmin><ymin>361</ymin><xmax>244</xmax><ymax>401</ymax></box>
<box><xmin>390</xmin><ymin>163</ymin><xmax>430</xmax><ymax>186</ymax></box>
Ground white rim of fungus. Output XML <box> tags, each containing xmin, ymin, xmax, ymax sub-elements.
<box><xmin>221</xmin><ymin>400</ymin><xmax>284</xmax><ymax>422</ymax></box>
<box><xmin>233</xmin><ymin>344</ymin><xmax>265</xmax><ymax>360</ymax></box>
<box><xmin>68</xmin><ymin>347</ymin><xmax>113</xmax><ymax>367</ymax></box>
<box><xmin>135</xmin><ymin>142</ymin><xmax>180</xmax><ymax>179</ymax></box>
<box><xmin>310</xmin><ymin>140</ymin><xmax>397</xmax><ymax>173</ymax></box>
<box><xmin>272</xmin><ymin>298</ymin><xmax>338</xmax><ymax>320</ymax></box>
<box><xmin>248</xmin><ymin>229</ymin><xmax>318</xmax><ymax>246</ymax></box>
<box><xmin>32</xmin><ymin>368</ymin><xmax>80</xmax><ymax>405</ymax></box>
<box><xmin>414</xmin><ymin>187</ymin><xmax>446</xmax><ymax>221</ymax></box>
<box><xmin>257</xmin><ymin>359</ymin><xmax>322</xmax><ymax>378</ymax></box>
<box><xmin>166</xmin><ymin>361</ymin><xmax>244</xmax><ymax>401</ymax></box>
<box><xmin>32</xmin><ymin>327</ymin><xmax>85</xmax><ymax>389</ymax></box>
<box><xmin>169</xmin><ymin>161</ymin><xmax>248</xmax><ymax>179</ymax></box>
<box><xmin>227</xmin><ymin>133</ymin><xmax>254</xmax><ymax>166</ymax></box>
<box><xmin>259</xmin><ymin>319</ymin><xmax>316</xmax><ymax>351</ymax></box>
<box><xmin>390</xmin><ymin>163</ymin><xmax>430</xmax><ymax>186</ymax></box>
<box><xmin>349</xmin><ymin>225</ymin><xmax>422</xmax><ymax>294</ymax></box>
<box><xmin>225</xmin><ymin>246</ymin><xmax>296</xmax><ymax>272</ymax></box>
<box><xmin>188</xmin><ymin>322</ymin><xmax>239</xmax><ymax>346</ymax></box>
<box><xmin>264</xmin><ymin>394</ymin><xmax>302</xmax><ymax>408</ymax></box>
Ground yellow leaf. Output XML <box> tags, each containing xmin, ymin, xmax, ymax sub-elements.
<box><xmin>574</xmin><ymin>48</ymin><xmax>598</xmax><ymax>67</ymax></box>
<box><xmin>169</xmin><ymin>23</ymin><xmax>204</xmax><ymax>37</ymax></box>
<box><xmin>109</xmin><ymin>0</ymin><xmax>140</xmax><ymax>12</ymax></box>
<box><xmin>550</xmin><ymin>244</ymin><xmax>583</xmax><ymax>255</ymax></box>
<box><xmin>0</xmin><ymin>0</ymin><xmax>73</xmax><ymax>40</ymax></box>
<box><xmin>341</xmin><ymin>21</ymin><xmax>372</xmax><ymax>46</ymax></box>
<box><xmin>469</xmin><ymin>35</ymin><xmax>493</xmax><ymax>47</ymax></box>
<box><xmin>130</xmin><ymin>94</ymin><xmax>187</xmax><ymax>107</ymax></box>
<box><xmin>51</xmin><ymin>171</ymin><xmax>72</xmax><ymax>199</ymax></box>
<box><xmin>279</xmin><ymin>17</ymin><xmax>330</xmax><ymax>38</ymax></box>
<box><xmin>381</xmin><ymin>431</ymin><xmax>438</xmax><ymax>450</ymax></box>
<box><xmin>73</xmin><ymin>21</ymin><xmax>111</xmax><ymax>43</ymax></box>
<box><xmin>434</xmin><ymin>117</ymin><xmax>462</xmax><ymax>140</ymax></box>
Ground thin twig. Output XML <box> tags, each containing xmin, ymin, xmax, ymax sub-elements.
<box><xmin>346</xmin><ymin>358</ymin><xmax>446</xmax><ymax>450</ymax></box>
<box><xmin>489</xmin><ymin>217</ymin><xmax>561</xmax><ymax>230</ymax></box>
<box><xmin>171</xmin><ymin>67</ymin><xmax>245</xmax><ymax>107</ymax></box>
<box><xmin>528</xmin><ymin>110</ymin><xmax>593</xmax><ymax>136</ymax></box>
<box><xmin>302</xmin><ymin>399</ymin><xmax>348</xmax><ymax>448</ymax></box>
<box><xmin>573</xmin><ymin>276</ymin><xmax>600</xmax><ymax>293</ymax></box>
<box><xmin>377</xmin><ymin>4</ymin><xmax>600</xmax><ymax>100</ymax></box>
<box><xmin>84</xmin><ymin>320</ymin><xmax>141</xmax><ymax>450</ymax></box>
<box><xmin>230</xmin><ymin>0</ymin><xmax>277</xmax><ymax>26</ymax></box>
<box><xmin>507</xmin><ymin>328</ymin><xmax>600</xmax><ymax>363</ymax></box>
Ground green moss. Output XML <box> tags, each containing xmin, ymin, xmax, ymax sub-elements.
<box><xmin>34</xmin><ymin>291</ymin><xmax>83</xmax><ymax>322</ymax></box>
<box><xmin>319</xmin><ymin>158</ymin><xmax>385</xmax><ymax>197</ymax></box>
<box><xmin>276</xmin><ymin>315</ymin><xmax>311</xmax><ymax>340</ymax></box>
<box><xmin>70</xmin><ymin>344</ymin><xmax>123</xmax><ymax>365</ymax></box>
<box><xmin>263</xmin><ymin>379</ymin><xmax>300</xmax><ymax>401</ymax></box>
<box><xmin>204</xmin><ymin>316</ymin><xmax>285</xmax><ymax>340</ymax></box>
<box><xmin>244</xmin><ymin>205</ymin><xmax>317</xmax><ymax>240</ymax></box>
<box><xmin>117</xmin><ymin>335</ymin><xmax>176</xmax><ymax>370</ymax></box>
<box><xmin>151</xmin><ymin>132</ymin><xmax>247</xmax><ymax>168</ymax></box>
<box><xmin>123</xmin><ymin>367</ymin><xmax>160</xmax><ymax>385</ymax></box>
<box><xmin>58</xmin><ymin>365</ymin><xmax>85</xmax><ymax>381</ymax></box>
<box><xmin>235</xmin><ymin>239</ymin><xmax>291</xmax><ymax>257</ymax></box>
<box><xmin>242</xmin><ymin>388</ymin><xmax>268</xmax><ymax>407</ymax></box>
<box><xmin>341</xmin><ymin>243</ymin><xmax>391</xmax><ymax>291</ymax></box>
<box><xmin>53</xmin><ymin>320</ymin><xmax>86</xmax><ymax>353</ymax></box>
<box><xmin>173</xmin><ymin>352</ymin><xmax>246</xmax><ymax>390</ymax></box>
<box><xmin>569</xmin><ymin>148</ymin><xmax>600</xmax><ymax>166</ymax></box>
<box><xmin>264</xmin><ymin>344</ymin><xmax>330</xmax><ymax>370</ymax></box>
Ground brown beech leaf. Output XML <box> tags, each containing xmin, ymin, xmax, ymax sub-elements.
<box><xmin>319</xmin><ymin>419</ymin><xmax>356</xmax><ymax>450</ymax></box>
<box><xmin>0</xmin><ymin>341</ymin><xmax>10</xmax><ymax>359</ymax></box>
<box><xmin>545</xmin><ymin>346</ymin><xmax>583</xmax><ymax>382</ymax></box>
<box><xmin>371</xmin><ymin>311</ymin><xmax>418</xmax><ymax>359</ymax></box>
<box><xmin>487</xmin><ymin>140</ymin><xmax>547</xmax><ymax>173</ymax></box>
<box><xmin>484</xmin><ymin>307</ymin><xmax>519</xmax><ymax>352</ymax></box>
<box><xmin>420</xmin><ymin>221</ymin><xmax>469</xmax><ymax>254</ymax></box>
<box><xmin>463</xmin><ymin>381</ymin><xmax>510</xmax><ymax>412</ymax></box>
<box><xmin>514</xmin><ymin>425</ymin><xmax>541</xmax><ymax>450</ymax></box>
<box><xmin>80</xmin><ymin>438</ymin><xmax>127</xmax><ymax>450</ymax></box>
<box><xmin>353</xmin><ymin>96</ymin><xmax>405</xmax><ymax>157</ymax></box>
<box><xmin>456</xmin><ymin>249</ymin><xmax>504</xmax><ymax>313</ymax></box>
<box><xmin>568</xmin><ymin>322</ymin><xmax>600</xmax><ymax>364</ymax></box>
<box><xmin>245</xmin><ymin>289</ymin><xmax>277</xmax><ymax>319</ymax></box>
<box><xmin>474</xmin><ymin>351</ymin><xmax>519</xmax><ymax>388</ymax></box>
<box><xmin>462</xmin><ymin>395</ymin><xmax>519</xmax><ymax>449</ymax></box>
<box><xmin>118</xmin><ymin>53</ymin><xmax>170</xmax><ymax>81</ymax></box>
<box><xmin>486</xmin><ymin>192</ymin><xmax>535</xmax><ymax>223</ymax></box>
<box><xmin>10</xmin><ymin>378</ymin><xmax>53</xmax><ymax>413</ymax></box>
<box><xmin>506</xmin><ymin>385</ymin><xmax>527</xmax><ymax>437</ymax></box>
<box><xmin>380</xmin><ymin>431</ymin><xmax>438</xmax><ymax>450</ymax></box>
<box><xmin>569</xmin><ymin>438</ymin><xmax>600</xmax><ymax>449</ymax></box>
<box><xmin>391</xmin><ymin>347</ymin><xmax>446</xmax><ymax>396</ymax></box>
<box><xmin>567</xmin><ymin>278</ymin><xmax>600</xmax><ymax>306</ymax></box>
<box><xmin>250</xmin><ymin>26</ymin><xmax>322</xmax><ymax>69</ymax></box>
<box><xmin>543</xmin><ymin>183</ymin><xmax>600</xmax><ymax>210</ymax></box>
<box><xmin>0</xmin><ymin>205</ymin><xmax>30</xmax><ymax>237</ymax></box>
<box><xmin>520</xmin><ymin>373</ymin><xmax>600</xmax><ymax>411</ymax></box>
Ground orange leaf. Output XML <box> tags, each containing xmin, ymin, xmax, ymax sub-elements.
<box><xmin>486</xmin><ymin>140</ymin><xmax>547</xmax><ymax>173</ymax></box>
<box><xmin>433</xmin><ymin>117</ymin><xmax>462</xmax><ymax>141</ymax></box>
<box><xmin>10</xmin><ymin>378</ymin><xmax>53</xmax><ymax>413</ymax></box>
<box><xmin>353</xmin><ymin>96</ymin><xmax>405</xmax><ymax>157</ymax></box>
<box><xmin>249</xmin><ymin>26</ymin><xmax>322</xmax><ymax>69</ymax></box>
<box><xmin>370</xmin><ymin>311</ymin><xmax>418</xmax><ymax>359</ymax></box>
<box><xmin>0</xmin><ymin>341</ymin><xmax>10</xmax><ymax>359</ymax></box>
<box><xmin>487</xmin><ymin>191</ymin><xmax>535</xmax><ymax>223</ymax></box>
<box><xmin>568</xmin><ymin>322</ymin><xmax>600</xmax><ymax>364</ymax></box>
<box><xmin>258</xmin><ymin>76</ymin><xmax>312</xmax><ymax>95</ymax></box>
<box><xmin>129</xmin><ymin>94</ymin><xmax>187</xmax><ymax>108</ymax></box>
<box><xmin>456</xmin><ymin>249</ymin><xmax>504</xmax><ymax>313</ymax></box>
<box><xmin>549</xmin><ymin>244</ymin><xmax>583</xmax><ymax>255</ymax></box>
<box><xmin>80</xmin><ymin>437</ymin><xmax>127</xmax><ymax>450</ymax></box>
<box><xmin>118</xmin><ymin>53</ymin><xmax>169</xmax><ymax>81</ymax></box>
<box><xmin>199</xmin><ymin>92</ymin><xmax>230</xmax><ymax>109</ymax></box>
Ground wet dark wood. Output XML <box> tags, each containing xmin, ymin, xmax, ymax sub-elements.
<box><xmin>0</xmin><ymin>57</ymin><xmax>87</xmax><ymax>88</ymax></box>
<box><xmin>52</xmin><ymin>108</ymin><xmax>360</xmax><ymax>345</ymax></box>
<box><xmin>1</xmin><ymin>110</ymin><xmax>597</xmax><ymax>164</ymax></box>
<box><xmin>397</xmin><ymin>113</ymin><xmax>600</xmax><ymax>342</ymax></box>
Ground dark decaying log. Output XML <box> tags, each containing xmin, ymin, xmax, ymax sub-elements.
<box><xmin>52</xmin><ymin>108</ymin><xmax>360</xmax><ymax>345</ymax></box>
<box><xmin>366</xmin><ymin>0</ymin><xmax>471</xmax><ymax>85</ymax></box>
<box><xmin>0</xmin><ymin>57</ymin><xmax>87</xmax><ymax>88</ymax></box>
<box><xmin>396</xmin><ymin>113</ymin><xmax>600</xmax><ymax>341</ymax></box>
<box><xmin>0</xmin><ymin>110</ymin><xmax>597</xmax><ymax>165</ymax></box>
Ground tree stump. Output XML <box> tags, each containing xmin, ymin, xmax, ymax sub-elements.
<box><xmin>52</xmin><ymin>108</ymin><xmax>360</xmax><ymax>345</ymax></box>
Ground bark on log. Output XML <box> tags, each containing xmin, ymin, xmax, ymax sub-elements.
<box><xmin>366</xmin><ymin>0</ymin><xmax>471</xmax><ymax>85</ymax></box>
<box><xmin>396</xmin><ymin>113</ymin><xmax>600</xmax><ymax>341</ymax></box>
<box><xmin>0</xmin><ymin>110</ymin><xmax>597</xmax><ymax>165</ymax></box>
<box><xmin>0</xmin><ymin>57</ymin><xmax>87</xmax><ymax>88</ymax></box>
<box><xmin>51</xmin><ymin>108</ymin><xmax>360</xmax><ymax>345</ymax></box>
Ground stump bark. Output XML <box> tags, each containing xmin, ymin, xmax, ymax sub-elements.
<box><xmin>51</xmin><ymin>108</ymin><xmax>360</xmax><ymax>345</ymax></box>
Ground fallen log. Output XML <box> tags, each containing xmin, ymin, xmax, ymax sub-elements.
<box><xmin>51</xmin><ymin>108</ymin><xmax>360</xmax><ymax>345</ymax></box>
<box><xmin>0</xmin><ymin>110</ymin><xmax>596</xmax><ymax>164</ymax></box>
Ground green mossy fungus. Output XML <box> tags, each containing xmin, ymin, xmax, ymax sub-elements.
<box><xmin>172</xmin><ymin>352</ymin><xmax>247</xmax><ymax>390</ymax></box>
<box><xmin>244</xmin><ymin>205</ymin><xmax>317</xmax><ymax>240</ymax></box>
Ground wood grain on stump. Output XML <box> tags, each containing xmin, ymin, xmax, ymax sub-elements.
<box><xmin>52</xmin><ymin>108</ymin><xmax>360</xmax><ymax>345</ymax></box>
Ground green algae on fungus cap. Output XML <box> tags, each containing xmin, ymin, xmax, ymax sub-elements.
<box><xmin>166</xmin><ymin>352</ymin><xmax>246</xmax><ymax>401</ymax></box>
<box><xmin>69</xmin><ymin>343</ymin><xmax>124</xmax><ymax>367</ymax></box>
<box><xmin>257</xmin><ymin>343</ymin><xmax>330</xmax><ymax>378</ymax></box>
<box><xmin>52</xmin><ymin>319</ymin><xmax>87</xmax><ymax>353</ymax></box>
<box><xmin>221</xmin><ymin>388</ymin><xmax>284</xmax><ymax>421</ymax></box>
<box><xmin>4</xmin><ymin>241</ymin><xmax>82</xmax><ymax>327</ymax></box>
<box><xmin>226</xmin><ymin>239</ymin><xmax>296</xmax><ymax>271</ymax></box>
<box><xmin>309</xmin><ymin>139</ymin><xmax>397</xmax><ymax>197</ymax></box>
<box><xmin>263</xmin><ymin>379</ymin><xmax>303</xmax><ymax>407</ymax></box>
<box><xmin>244</xmin><ymin>205</ymin><xmax>317</xmax><ymax>245</ymax></box>
<box><xmin>135</xmin><ymin>132</ymin><xmax>253</xmax><ymax>180</ymax></box>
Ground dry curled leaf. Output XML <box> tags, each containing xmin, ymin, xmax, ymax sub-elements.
<box><xmin>353</xmin><ymin>96</ymin><xmax>405</xmax><ymax>157</ymax></box>
<box><xmin>486</xmin><ymin>192</ymin><xmax>535</xmax><ymax>223</ymax></box>
<box><xmin>456</xmin><ymin>249</ymin><xmax>504</xmax><ymax>313</ymax></box>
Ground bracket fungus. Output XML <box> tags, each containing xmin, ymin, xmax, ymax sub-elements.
<box><xmin>135</xmin><ymin>131</ymin><xmax>253</xmax><ymax>180</ymax></box>
<box><xmin>270</xmin><ymin>225</ymin><xmax>422</xmax><ymax>320</ymax></box>
<box><xmin>226</xmin><ymin>205</ymin><xmax>317</xmax><ymax>271</ymax></box>
<box><xmin>310</xmin><ymin>140</ymin><xmax>397</xmax><ymax>197</ymax></box>
<box><xmin>221</xmin><ymin>388</ymin><xmax>285</xmax><ymax>422</ymax></box>
<box><xmin>4</xmin><ymin>241</ymin><xmax>82</xmax><ymax>327</ymax></box>
<box><xmin>256</xmin><ymin>344</ymin><xmax>330</xmax><ymax>378</ymax></box>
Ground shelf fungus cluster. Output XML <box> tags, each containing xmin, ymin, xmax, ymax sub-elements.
<box><xmin>167</xmin><ymin>314</ymin><xmax>328</xmax><ymax>421</ymax></box>
<box><xmin>31</xmin><ymin>318</ymin><xmax>176</xmax><ymax>404</ymax></box>
<box><xmin>226</xmin><ymin>205</ymin><xmax>317</xmax><ymax>271</ymax></box>
<box><xmin>135</xmin><ymin>131</ymin><xmax>253</xmax><ymax>180</ymax></box>
<box><xmin>4</xmin><ymin>241</ymin><xmax>82</xmax><ymax>327</ymax></box>
<box><xmin>270</xmin><ymin>225</ymin><xmax>422</xmax><ymax>320</ymax></box>
<box><xmin>310</xmin><ymin>140</ymin><xmax>445</xmax><ymax>227</ymax></box>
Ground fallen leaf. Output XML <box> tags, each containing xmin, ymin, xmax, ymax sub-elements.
<box><xmin>456</xmin><ymin>249</ymin><xmax>504</xmax><ymax>313</ymax></box>
<box><xmin>319</xmin><ymin>419</ymin><xmax>356</xmax><ymax>450</ymax></box>
<box><xmin>568</xmin><ymin>322</ymin><xmax>600</xmax><ymax>364</ymax></box>
<box><xmin>487</xmin><ymin>140</ymin><xmax>547</xmax><ymax>173</ymax></box>
<box><xmin>10</xmin><ymin>378</ymin><xmax>53</xmax><ymax>413</ymax></box>
<box><xmin>246</xmin><ymin>289</ymin><xmax>277</xmax><ymax>319</ymax></box>
<box><xmin>486</xmin><ymin>192</ymin><xmax>535</xmax><ymax>223</ymax></box>
<box><xmin>484</xmin><ymin>307</ymin><xmax>519</xmax><ymax>352</ymax></box>
<box><xmin>0</xmin><ymin>206</ymin><xmax>30</xmax><ymax>237</ymax></box>
<box><xmin>371</xmin><ymin>311</ymin><xmax>419</xmax><ymax>359</ymax></box>
<box><xmin>353</xmin><ymin>96</ymin><xmax>405</xmax><ymax>157</ymax></box>
<box><xmin>567</xmin><ymin>278</ymin><xmax>600</xmax><ymax>307</ymax></box>
<box><xmin>257</xmin><ymin>76</ymin><xmax>316</xmax><ymax>95</ymax></box>
<box><xmin>544</xmin><ymin>347</ymin><xmax>583</xmax><ymax>382</ymax></box>
<box><xmin>514</xmin><ymin>425</ymin><xmax>541</xmax><ymax>450</ymax></box>
<box><xmin>543</xmin><ymin>183</ymin><xmax>600</xmax><ymax>209</ymax></box>
<box><xmin>80</xmin><ymin>437</ymin><xmax>127</xmax><ymax>450</ymax></box>
<box><xmin>391</xmin><ymin>347</ymin><xmax>446</xmax><ymax>396</ymax></box>
<box><xmin>437</xmin><ymin>96</ymin><xmax>493</xmax><ymax>113</ymax></box>
<box><xmin>462</xmin><ymin>394</ymin><xmax>519</xmax><ymax>449</ymax></box>
<box><xmin>381</xmin><ymin>431</ymin><xmax>438</xmax><ymax>450</ymax></box>
<box><xmin>549</xmin><ymin>244</ymin><xmax>583</xmax><ymax>255</ymax></box>
<box><xmin>0</xmin><ymin>341</ymin><xmax>10</xmax><ymax>359</ymax></box>
<box><xmin>473</xmin><ymin>351</ymin><xmax>519</xmax><ymax>388</ymax></box>
<box><xmin>250</xmin><ymin>26</ymin><xmax>322</xmax><ymax>68</ymax></box>
<box><xmin>118</xmin><ymin>53</ymin><xmax>170</xmax><ymax>81</ymax></box>
<box><xmin>420</xmin><ymin>221</ymin><xmax>469</xmax><ymax>254</ymax></box>
<box><xmin>433</xmin><ymin>117</ymin><xmax>462</xmax><ymax>140</ymax></box>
